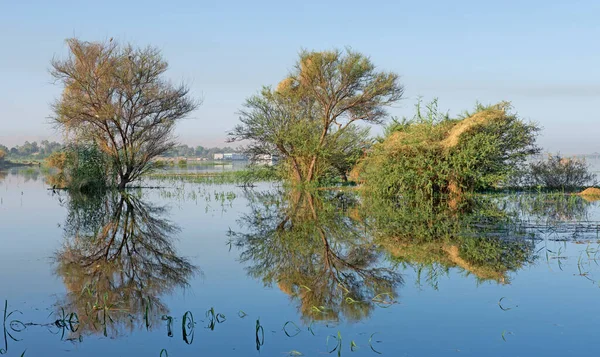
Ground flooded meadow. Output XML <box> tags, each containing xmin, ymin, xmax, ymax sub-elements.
<box><xmin>1</xmin><ymin>167</ymin><xmax>600</xmax><ymax>356</ymax></box>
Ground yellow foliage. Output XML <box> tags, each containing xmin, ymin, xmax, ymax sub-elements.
<box><xmin>578</xmin><ymin>187</ymin><xmax>600</xmax><ymax>202</ymax></box>
<box><xmin>382</xmin><ymin>241</ymin><xmax>507</xmax><ymax>284</ymax></box>
<box><xmin>440</xmin><ymin>109</ymin><xmax>503</xmax><ymax>149</ymax></box>
<box><xmin>46</xmin><ymin>151</ymin><xmax>68</xmax><ymax>171</ymax></box>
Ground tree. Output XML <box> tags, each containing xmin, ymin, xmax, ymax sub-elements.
<box><xmin>0</xmin><ymin>148</ymin><xmax>5</xmax><ymax>163</ymax></box>
<box><xmin>229</xmin><ymin>49</ymin><xmax>403</xmax><ymax>183</ymax></box>
<box><xmin>50</xmin><ymin>38</ymin><xmax>199</xmax><ymax>189</ymax></box>
<box><xmin>324</xmin><ymin>125</ymin><xmax>372</xmax><ymax>182</ymax></box>
<box><xmin>526</xmin><ymin>154</ymin><xmax>596</xmax><ymax>189</ymax></box>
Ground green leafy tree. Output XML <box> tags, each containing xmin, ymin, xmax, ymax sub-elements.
<box><xmin>229</xmin><ymin>49</ymin><xmax>403</xmax><ymax>183</ymax></box>
<box><xmin>50</xmin><ymin>38</ymin><xmax>199</xmax><ymax>189</ymax></box>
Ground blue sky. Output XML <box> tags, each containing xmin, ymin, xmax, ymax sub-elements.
<box><xmin>0</xmin><ymin>0</ymin><xmax>598</xmax><ymax>153</ymax></box>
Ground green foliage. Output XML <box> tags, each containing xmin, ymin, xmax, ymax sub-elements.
<box><xmin>149</xmin><ymin>165</ymin><xmax>280</xmax><ymax>186</ymax></box>
<box><xmin>0</xmin><ymin>140</ymin><xmax>63</xmax><ymax>160</ymax></box>
<box><xmin>228</xmin><ymin>188</ymin><xmax>401</xmax><ymax>323</ymax></box>
<box><xmin>363</xmin><ymin>193</ymin><xmax>536</xmax><ymax>285</ymax></box>
<box><xmin>517</xmin><ymin>154</ymin><xmax>597</xmax><ymax>189</ymax></box>
<box><xmin>360</xmin><ymin>100</ymin><xmax>540</xmax><ymax>199</ymax></box>
<box><xmin>46</xmin><ymin>145</ymin><xmax>114</xmax><ymax>193</ymax></box>
<box><xmin>321</xmin><ymin>125</ymin><xmax>372</xmax><ymax>182</ymax></box>
<box><xmin>229</xmin><ymin>48</ymin><xmax>403</xmax><ymax>184</ymax></box>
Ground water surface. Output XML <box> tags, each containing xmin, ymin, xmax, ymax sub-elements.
<box><xmin>1</xmin><ymin>168</ymin><xmax>599</xmax><ymax>356</ymax></box>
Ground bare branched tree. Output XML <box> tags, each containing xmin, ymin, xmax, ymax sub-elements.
<box><xmin>50</xmin><ymin>38</ymin><xmax>199</xmax><ymax>189</ymax></box>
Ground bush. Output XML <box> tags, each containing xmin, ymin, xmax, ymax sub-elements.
<box><xmin>358</xmin><ymin>100</ymin><xmax>540</xmax><ymax>200</ymax></box>
<box><xmin>152</xmin><ymin>160</ymin><xmax>167</xmax><ymax>169</ymax></box>
<box><xmin>45</xmin><ymin>145</ymin><xmax>114</xmax><ymax>193</ymax></box>
<box><xmin>526</xmin><ymin>154</ymin><xmax>596</xmax><ymax>189</ymax></box>
<box><xmin>0</xmin><ymin>149</ymin><xmax>5</xmax><ymax>162</ymax></box>
<box><xmin>178</xmin><ymin>159</ymin><xmax>188</xmax><ymax>167</ymax></box>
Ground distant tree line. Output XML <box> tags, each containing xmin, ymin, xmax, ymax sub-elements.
<box><xmin>161</xmin><ymin>144</ymin><xmax>240</xmax><ymax>158</ymax></box>
<box><xmin>0</xmin><ymin>140</ymin><xmax>63</xmax><ymax>159</ymax></box>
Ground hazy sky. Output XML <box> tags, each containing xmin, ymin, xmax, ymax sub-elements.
<box><xmin>1</xmin><ymin>0</ymin><xmax>599</xmax><ymax>153</ymax></box>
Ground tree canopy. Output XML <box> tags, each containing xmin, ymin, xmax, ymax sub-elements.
<box><xmin>229</xmin><ymin>49</ymin><xmax>403</xmax><ymax>183</ymax></box>
<box><xmin>50</xmin><ymin>38</ymin><xmax>199</xmax><ymax>189</ymax></box>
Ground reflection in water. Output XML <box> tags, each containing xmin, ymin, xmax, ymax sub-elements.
<box><xmin>229</xmin><ymin>189</ymin><xmax>402</xmax><ymax>323</ymax></box>
<box><xmin>0</xmin><ymin>168</ymin><xmax>40</xmax><ymax>183</ymax></box>
<box><xmin>231</xmin><ymin>187</ymin><xmax>543</xmax><ymax>317</ymax></box>
<box><xmin>54</xmin><ymin>192</ymin><xmax>196</xmax><ymax>337</ymax></box>
<box><xmin>512</xmin><ymin>193</ymin><xmax>594</xmax><ymax>225</ymax></box>
<box><xmin>366</xmin><ymin>195</ymin><xmax>537</xmax><ymax>286</ymax></box>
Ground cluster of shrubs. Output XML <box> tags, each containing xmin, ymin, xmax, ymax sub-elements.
<box><xmin>508</xmin><ymin>154</ymin><xmax>597</xmax><ymax>190</ymax></box>
<box><xmin>355</xmin><ymin>100</ymin><xmax>540</xmax><ymax>200</ymax></box>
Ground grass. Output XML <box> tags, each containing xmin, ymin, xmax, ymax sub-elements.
<box><xmin>368</xmin><ymin>333</ymin><xmax>382</xmax><ymax>354</ymax></box>
<box><xmin>326</xmin><ymin>331</ymin><xmax>342</xmax><ymax>356</ymax></box>
<box><xmin>205</xmin><ymin>307</ymin><xmax>226</xmax><ymax>331</ymax></box>
<box><xmin>283</xmin><ymin>321</ymin><xmax>301</xmax><ymax>337</ymax></box>
<box><xmin>149</xmin><ymin>166</ymin><xmax>279</xmax><ymax>186</ymax></box>
<box><xmin>255</xmin><ymin>319</ymin><xmax>264</xmax><ymax>351</ymax></box>
<box><xmin>1</xmin><ymin>300</ymin><xmax>24</xmax><ymax>354</ymax></box>
<box><xmin>182</xmin><ymin>311</ymin><xmax>195</xmax><ymax>344</ymax></box>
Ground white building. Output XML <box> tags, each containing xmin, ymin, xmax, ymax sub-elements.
<box><xmin>253</xmin><ymin>154</ymin><xmax>280</xmax><ymax>166</ymax></box>
<box><xmin>214</xmin><ymin>153</ymin><xmax>247</xmax><ymax>161</ymax></box>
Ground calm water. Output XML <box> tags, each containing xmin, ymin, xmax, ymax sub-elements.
<box><xmin>1</xmin><ymin>168</ymin><xmax>600</xmax><ymax>356</ymax></box>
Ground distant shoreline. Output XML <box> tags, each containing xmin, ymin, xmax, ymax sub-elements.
<box><xmin>0</xmin><ymin>161</ymin><xmax>40</xmax><ymax>169</ymax></box>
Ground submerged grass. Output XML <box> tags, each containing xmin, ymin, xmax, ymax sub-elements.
<box><xmin>149</xmin><ymin>166</ymin><xmax>279</xmax><ymax>186</ymax></box>
<box><xmin>255</xmin><ymin>319</ymin><xmax>264</xmax><ymax>351</ymax></box>
<box><xmin>182</xmin><ymin>311</ymin><xmax>195</xmax><ymax>344</ymax></box>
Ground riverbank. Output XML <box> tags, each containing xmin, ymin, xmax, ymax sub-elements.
<box><xmin>0</xmin><ymin>160</ymin><xmax>40</xmax><ymax>168</ymax></box>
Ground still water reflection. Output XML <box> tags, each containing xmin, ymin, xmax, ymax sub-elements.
<box><xmin>229</xmin><ymin>189</ymin><xmax>402</xmax><ymax>323</ymax></box>
<box><xmin>1</xmin><ymin>168</ymin><xmax>600</xmax><ymax>356</ymax></box>
<box><xmin>54</xmin><ymin>192</ymin><xmax>197</xmax><ymax>337</ymax></box>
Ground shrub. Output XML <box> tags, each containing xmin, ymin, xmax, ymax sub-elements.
<box><xmin>358</xmin><ymin>100</ymin><xmax>540</xmax><ymax>200</ymax></box>
<box><xmin>153</xmin><ymin>160</ymin><xmax>167</xmax><ymax>169</ymax></box>
<box><xmin>45</xmin><ymin>145</ymin><xmax>114</xmax><ymax>193</ymax></box>
<box><xmin>527</xmin><ymin>154</ymin><xmax>596</xmax><ymax>189</ymax></box>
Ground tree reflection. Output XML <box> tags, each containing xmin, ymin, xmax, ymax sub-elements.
<box><xmin>228</xmin><ymin>189</ymin><xmax>402</xmax><ymax>323</ymax></box>
<box><xmin>54</xmin><ymin>192</ymin><xmax>196</xmax><ymax>337</ymax></box>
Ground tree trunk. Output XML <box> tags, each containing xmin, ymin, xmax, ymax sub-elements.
<box><xmin>118</xmin><ymin>174</ymin><xmax>128</xmax><ymax>190</ymax></box>
<box><xmin>306</xmin><ymin>122</ymin><xmax>330</xmax><ymax>182</ymax></box>
<box><xmin>340</xmin><ymin>172</ymin><xmax>348</xmax><ymax>183</ymax></box>
<box><xmin>288</xmin><ymin>157</ymin><xmax>304</xmax><ymax>183</ymax></box>
<box><xmin>306</xmin><ymin>155</ymin><xmax>318</xmax><ymax>182</ymax></box>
